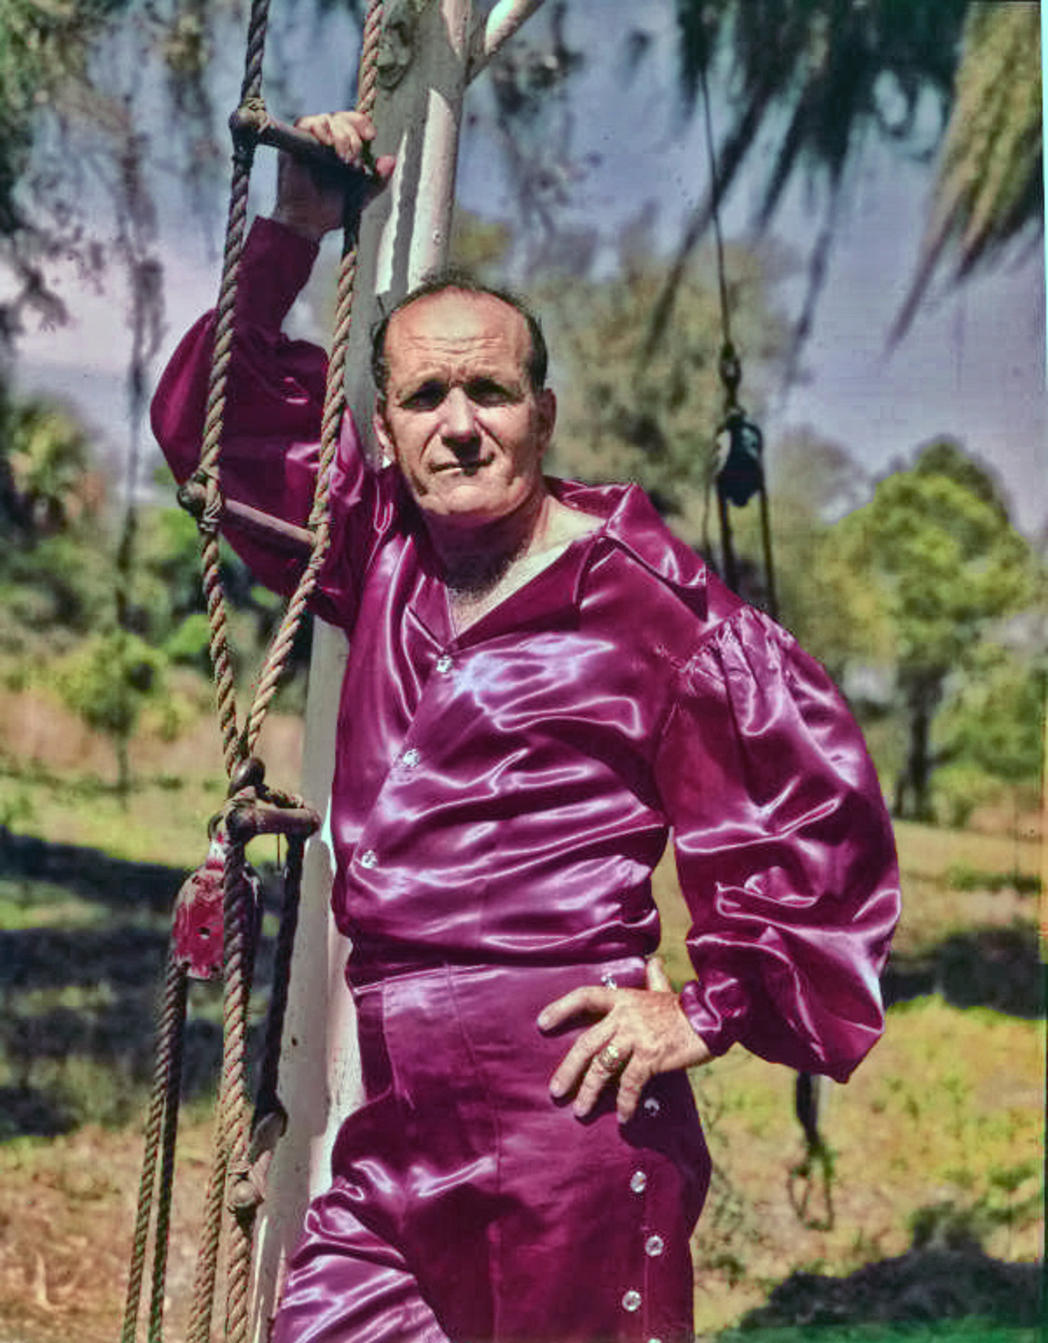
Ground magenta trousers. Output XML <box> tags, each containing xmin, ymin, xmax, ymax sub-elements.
<box><xmin>271</xmin><ymin>957</ymin><xmax>709</xmax><ymax>1342</ymax></box>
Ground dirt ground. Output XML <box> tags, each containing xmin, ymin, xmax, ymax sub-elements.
<box><xmin>0</xmin><ymin>693</ymin><xmax>1042</xmax><ymax>1342</ymax></box>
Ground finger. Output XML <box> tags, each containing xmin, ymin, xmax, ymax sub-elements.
<box><xmin>296</xmin><ymin>113</ymin><xmax>336</xmax><ymax>147</ymax></box>
<box><xmin>645</xmin><ymin>955</ymin><xmax>672</xmax><ymax>993</ymax></box>
<box><xmin>573</xmin><ymin>1040</ymin><xmax>633</xmax><ymax>1118</ymax></box>
<box><xmin>548</xmin><ymin>1020</ymin><xmax>616</xmax><ymax>1099</ymax></box>
<box><xmin>329</xmin><ymin>119</ymin><xmax>363</xmax><ymax>164</ymax></box>
<box><xmin>615</xmin><ymin>1055</ymin><xmax>651</xmax><ymax>1124</ymax></box>
<box><xmin>374</xmin><ymin>154</ymin><xmax>396</xmax><ymax>182</ymax></box>
<box><xmin>537</xmin><ymin>985</ymin><xmax>613</xmax><ymax>1033</ymax></box>
<box><xmin>341</xmin><ymin>110</ymin><xmax>376</xmax><ymax>141</ymax></box>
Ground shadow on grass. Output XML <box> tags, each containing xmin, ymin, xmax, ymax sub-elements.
<box><xmin>883</xmin><ymin>924</ymin><xmax>1043</xmax><ymax>1018</ymax></box>
<box><xmin>1</xmin><ymin>823</ymin><xmax>185</xmax><ymax>912</ymax></box>
<box><xmin>1</xmin><ymin>828</ymin><xmax>284</xmax><ymax>1139</ymax></box>
<box><xmin>729</xmin><ymin>1245</ymin><xmax>1041</xmax><ymax>1336</ymax></box>
<box><xmin>2</xmin><ymin>830</ymin><xmax>1043</xmax><ymax>1145</ymax></box>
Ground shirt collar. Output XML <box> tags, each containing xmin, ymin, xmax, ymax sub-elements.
<box><xmin>552</xmin><ymin>478</ymin><xmax>710</xmax><ymax>620</ymax></box>
<box><xmin>404</xmin><ymin>477</ymin><xmax>709</xmax><ymax>648</ymax></box>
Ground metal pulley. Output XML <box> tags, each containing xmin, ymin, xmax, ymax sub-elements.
<box><xmin>716</xmin><ymin>405</ymin><xmax>765</xmax><ymax>507</ymax></box>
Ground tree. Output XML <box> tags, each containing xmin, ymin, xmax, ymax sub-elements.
<box><xmin>0</xmin><ymin>389</ymin><xmax>111</xmax><ymax>642</ymax></box>
<box><xmin>53</xmin><ymin>627</ymin><xmax>166</xmax><ymax>800</ymax></box>
<box><xmin>833</xmin><ymin>438</ymin><xmax>1034</xmax><ymax>820</ymax></box>
<box><xmin>532</xmin><ymin>227</ymin><xmax>791</xmax><ymax>547</ymax></box>
<box><xmin>646</xmin><ymin>0</ymin><xmax>1041</xmax><ymax>359</ymax></box>
<box><xmin>0</xmin><ymin>390</ymin><xmax>100</xmax><ymax>538</ymax></box>
<box><xmin>935</xmin><ymin>642</ymin><xmax>1046</xmax><ymax>828</ymax></box>
<box><xmin>743</xmin><ymin>428</ymin><xmax>888</xmax><ymax>682</ymax></box>
<box><xmin>892</xmin><ymin>1</ymin><xmax>1043</xmax><ymax>340</ymax></box>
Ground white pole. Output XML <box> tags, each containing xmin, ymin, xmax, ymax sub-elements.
<box><xmin>250</xmin><ymin>3</ymin><xmax>475</xmax><ymax>1335</ymax></box>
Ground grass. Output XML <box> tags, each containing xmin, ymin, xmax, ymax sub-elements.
<box><xmin>713</xmin><ymin>1326</ymin><xmax>1040</xmax><ymax>1342</ymax></box>
<box><xmin>0</xmin><ymin>700</ymin><xmax>1043</xmax><ymax>1342</ymax></box>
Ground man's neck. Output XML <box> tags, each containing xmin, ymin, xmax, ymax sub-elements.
<box><xmin>427</xmin><ymin>488</ymin><xmax>551</xmax><ymax>598</ymax></box>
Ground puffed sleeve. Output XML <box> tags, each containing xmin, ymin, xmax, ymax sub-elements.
<box><xmin>654</xmin><ymin>604</ymin><xmax>900</xmax><ymax>1083</ymax></box>
<box><xmin>150</xmin><ymin>216</ymin><xmax>392</xmax><ymax>629</ymax></box>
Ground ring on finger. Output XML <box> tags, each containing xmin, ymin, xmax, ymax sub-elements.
<box><xmin>597</xmin><ymin>1042</ymin><xmax>624</xmax><ymax>1073</ymax></box>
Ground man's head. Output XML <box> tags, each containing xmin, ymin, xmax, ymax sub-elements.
<box><xmin>371</xmin><ymin>272</ymin><xmax>556</xmax><ymax>530</ymax></box>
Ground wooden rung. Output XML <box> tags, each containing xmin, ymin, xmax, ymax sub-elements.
<box><xmin>229</xmin><ymin>107</ymin><xmax>380</xmax><ymax>189</ymax></box>
<box><xmin>178</xmin><ymin>481</ymin><xmax>316</xmax><ymax>557</ymax></box>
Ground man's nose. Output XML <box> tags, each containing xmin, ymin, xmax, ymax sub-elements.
<box><xmin>441</xmin><ymin>388</ymin><xmax>479</xmax><ymax>445</ymax></box>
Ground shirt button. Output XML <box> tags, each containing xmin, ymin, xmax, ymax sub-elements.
<box><xmin>621</xmin><ymin>1290</ymin><xmax>641</xmax><ymax>1313</ymax></box>
<box><xmin>401</xmin><ymin>748</ymin><xmax>421</xmax><ymax>768</ymax></box>
<box><xmin>643</xmin><ymin>1096</ymin><xmax>661</xmax><ymax>1118</ymax></box>
<box><xmin>359</xmin><ymin>850</ymin><xmax>377</xmax><ymax>869</ymax></box>
<box><xmin>629</xmin><ymin>1170</ymin><xmax>647</xmax><ymax>1194</ymax></box>
<box><xmin>645</xmin><ymin>1234</ymin><xmax>664</xmax><ymax>1257</ymax></box>
<box><xmin>435</xmin><ymin>653</ymin><xmax>453</xmax><ymax>673</ymax></box>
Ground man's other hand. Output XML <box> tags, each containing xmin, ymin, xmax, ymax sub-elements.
<box><xmin>273</xmin><ymin>111</ymin><xmax>394</xmax><ymax>242</ymax></box>
<box><xmin>538</xmin><ymin>956</ymin><xmax>712</xmax><ymax>1124</ymax></box>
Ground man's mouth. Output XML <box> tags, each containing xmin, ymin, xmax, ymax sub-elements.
<box><xmin>433</xmin><ymin>455</ymin><xmax>494</xmax><ymax>476</ymax></box>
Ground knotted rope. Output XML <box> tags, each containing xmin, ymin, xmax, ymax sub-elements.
<box><xmin>121</xmin><ymin>2</ymin><xmax>385</xmax><ymax>1338</ymax></box>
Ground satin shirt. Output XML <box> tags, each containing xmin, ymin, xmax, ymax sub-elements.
<box><xmin>152</xmin><ymin>218</ymin><xmax>900</xmax><ymax>1083</ymax></box>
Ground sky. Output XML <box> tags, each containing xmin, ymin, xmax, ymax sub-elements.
<box><xmin>8</xmin><ymin>0</ymin><xmax>1046</xmax><ymax>535</ymax></box>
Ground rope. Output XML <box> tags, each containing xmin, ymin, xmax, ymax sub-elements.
<box><xmin>220</xmin><ymin>837</ymin><xmax>254</xmax><ymax>1343</ymax></box>
<box><xmin>701</xmin><ymin>55</ymin><xmax>800</xmax><ymax>1161</ymax></box>
<box><xmin>698</xmin><ymin>60</ymin><xmax>732</xmax><ymax>355</ymax></box>
<box><xmin>120</xmin><ymin>954</ymin><xmax>188</xmax><ymax>1343</ymax></box>
<box><xmin>186</xmin><ymin>1129</ymin><xmax>228</xmax><ymax>1343</ymax></box>
<box><xmin>124</xmin><ymin>1</ymin><xmax>386</xmax><ymax>1336</ymax></box>
<box><xmin>243</xmin><ymin>0</ymin><xmax>384</xmax><ymax>754</ymax></box>
<box><xmin>255</xmin><ymin>835</ymin><xmax>305</xmax><ymax>1115</ymax></box>
<box><xmin>147</xmin><ymin>966</ymin><xmax>189</xmax><ymax>1343</ymax></box>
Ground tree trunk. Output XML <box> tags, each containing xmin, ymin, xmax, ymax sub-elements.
<box><xmin>249</xmin><ymin>4</ymin><xmax>475</xmax><ymax>1334</ymax></box>
<box><xmin>896</xmin><ymin>673</ymin><xmax>941</xmax><ymax>822</ymax></box>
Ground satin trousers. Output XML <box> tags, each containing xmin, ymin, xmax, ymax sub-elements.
<box><xmin>271</xmin><ymin>957</ymin><xmax>710</xmax><ymax>1343</ymax></box>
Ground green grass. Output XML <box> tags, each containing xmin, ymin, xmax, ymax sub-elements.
<box><xmin>713</xmin><ymin>1325</ymin><xmax>1040</xmax><ymax>1342</ymax></box>
<box><xmin>1</xmin><ymin>708</ymin><xmax>1042</xmax><ymax>1341</ymax></box>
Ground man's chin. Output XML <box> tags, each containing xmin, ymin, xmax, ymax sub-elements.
<box><xmin>419</xmin><ymin>486</ymin><xmax>527</xmax><ymax>531</ymax></box>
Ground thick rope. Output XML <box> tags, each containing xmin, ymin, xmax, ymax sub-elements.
<box><xmin>220</xmin><ymin>837</ymin><xmax>255</xmax><ymax>1343</ymax></box>
<box><xmin>131</xmin><ymin>3</ymin><xmax>386</xmax><ymax>1338</ymax></box>
<box><xmin>196</xmin><ymin>0</ymin><xmax>272</xmax><ymax>779</ymax></box>
<box><xmin>186</xmin><ymin>1128</ymin><xmax>228</xmax><ymax>1343</ymax></box>
<box><xmin>120</xmin><ymin>953</ymin><xmax>188</xmax><ymax>1343</ymax></box>
<box><xmin>256</xmin><ymin>835</ymin><xmax>305</xmax><ymax>1114</ymax></box>
<box><xmin>147</xmin><ymin>966</ymin><xmax>189</xmax><ymax>1343</ymax></box>
<box><xmin>243</xmin><ymin>0</ymin><xmax>384</xmax><ymax>754</ymax></box>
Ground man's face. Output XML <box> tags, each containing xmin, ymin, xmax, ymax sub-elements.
<box><xmin>373</xmin><ymin>290</ymin><xmax>556</xmax><ymax>528</ymax></box>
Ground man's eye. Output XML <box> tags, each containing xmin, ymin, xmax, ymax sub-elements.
<box><xmin>467</xmin><ymin>380</ymin><xmax>511</xmax><ymax>405</ymax></box>
<box><xmin>403</xmin><ymin>384</ymin><xmax>445</xmax><ymax>410</ymax></box>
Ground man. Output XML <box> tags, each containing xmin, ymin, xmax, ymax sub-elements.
<box><xmin>153</xmin><ymin>110</ymin><xmax>899</xmax><ymax>1343</ymax></box>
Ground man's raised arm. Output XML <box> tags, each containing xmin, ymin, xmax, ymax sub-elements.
<box><xmin>150</xmin><ymin>112</ymin><xmax>393</xmax><ymax>602</ymax></box>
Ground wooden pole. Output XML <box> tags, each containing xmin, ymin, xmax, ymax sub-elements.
<box><xmin>249</xmin><ymin>3</ymin><xmax>475</xmax><ymax>1334</ymax></box>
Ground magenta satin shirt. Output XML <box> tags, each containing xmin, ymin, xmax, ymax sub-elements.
<box><xmin>152</xmin><ymin>218</ymin><xmax>899</xmax><ymax>1084</ymax></box>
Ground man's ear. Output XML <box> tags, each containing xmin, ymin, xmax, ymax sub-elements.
<box><xmin>536</xmin><ymin>388</ymin><xmax>557</xmax><ymax>458</ymax></box>
<box><xmin>373</xmin><ymin>400</ymin><xmax>397</xmax><ymax>463</ymax></box>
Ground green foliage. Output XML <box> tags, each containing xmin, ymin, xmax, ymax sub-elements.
<box><xmin>830</xmin><ymin>439</ymin><xmax>1035</xmax><ymax>817</ymax></box>
<box><xmin>0</xmin><ymin>0</ymin><xmax>123</xmax><ymax>221</ymax></box>
<box><xmin>0</xmin><ymin>390</ymin><xmax>113</xmax><ymax>648</ymax></box>
<box><xmin>53</xmin><ymin>628</ymin><xmax>168</xmax><ymax>794</ymax></box>
<box><xmin>54</xmin><ymin>628</ymin><xmax>164</xmax><ymax>737</ymax></box>
<box><xmin>893</xmin><ymin>1</ymin><xmax>1044</xmax><ymax>338</ymax></box>
<box><xmin>735</xmin><ymin>429</ymin><xmax>887</xmax><ymax>677</ymax></box>
<box><xmin>938</xmin><ymin>643</ymin><xmax>1044</xmax><ymax>787</ymax></box>
<box><xmin>837</xmin><ymin>443</ymin><xmax>1031</xmax><ymax>676</ymax></box>
<box><xmin>0</xmin><ymin>391</ymin><xmax>99</xmax><ymax>537</ymax></box>
<box><xmin>536</xmin><ymin>233</ymin><xmax>790</xmax><ymax>545</ymax></box>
